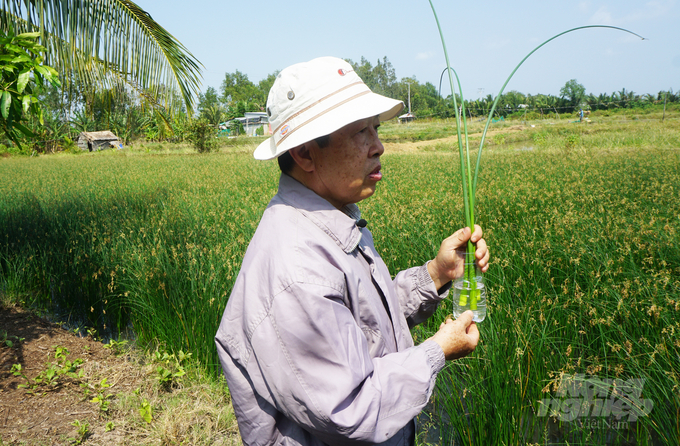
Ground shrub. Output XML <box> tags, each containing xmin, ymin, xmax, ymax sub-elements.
<box><xmin>187</xmin><ymin>119</ymin><xmax>217</xmax><ymax>153</ymax></box>
<box><xmin>531</xmin><ymin>131</ymin><xmax>548</xmax><ymax>145</ymax></box>
<box><xmin>564</xmin><ymin>133</ymin><xmax>578</xmax><ymax>150</ymax></box>
<box><xmin>0</xmin><ymin>142</ymin><xmax>31</xmax><ymax>156</ymax></box>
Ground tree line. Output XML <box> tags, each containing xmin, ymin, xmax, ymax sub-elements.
<box><xmin>2</xmin><ymin>45</ymin><xmax>678</xmax><ymax>155</ymax></box>
<box><xmin>1</xmin><ymin>0</ymin><xmax>677</xmax><ymax>154</ymax></box>
<box><xmin>197</xmin><ymin>56</ymin><xmax>679</xmax><ymax>125</ymax></box>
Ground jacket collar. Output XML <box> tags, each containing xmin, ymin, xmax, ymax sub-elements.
<box><xmin>276</xmin><ymin>174</ymin><xmax>363</xmax><ymax>253</ymax></box>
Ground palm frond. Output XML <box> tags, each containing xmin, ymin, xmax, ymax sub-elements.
<box><xmin>1</xmin><ymin>0</ymin><xmax>203</xmax><ymax>114</ymax></box>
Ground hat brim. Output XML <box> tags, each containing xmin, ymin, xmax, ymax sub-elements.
<box><xmin>254</xmin><ymin>93</ymin><xmax>404</xmax><ymax>161</ymax></box>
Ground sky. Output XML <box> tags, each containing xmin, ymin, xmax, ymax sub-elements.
<box><xmin>136</xmin><ymin>0</ymin><xmax>679</xmax><ymax>102</ymax></box>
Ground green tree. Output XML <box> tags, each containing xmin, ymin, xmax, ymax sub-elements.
<box><xmin>560</xmin><ymin>79</ymin><xmax>586</xmax><ymax>111</ymax></box>
<box><xmin>374</xmin><ymin>57</ymin><xmax>397</xmax><ymax>98</ymax></box>
<box><xmin>257</xmin><ymin>72</ymin><xmax>278</xmax><ymax>105</ymax></box>
<box><xmin>197</xmin><ymin>86</ymin><xmax>220</xmax><ymax>117</ymax></box>
<box><xmin>586</xmin><ymin>92</ymin><xmax>611</xmax><ymax>111</ymax></box>
<box><xmin>531</xmin><ymin>94</ymin><xmax>551</xmax><ymax>117</ymax></box>
<box><xmin>1</xmin><ymin>0</ymin><xmax>203</xmax><ymax>116</ymax></box>
<box><xmin>0</xmin><ymin>30</ymin><xmax>60</xmax><ymax>147</ymax></box>
<box><xmin>349</xmin><ymin>57</ymin><xmax>375</xmax><ymax>90</ymax></box>
<box><xmin>348</xmin><ymin>56</ymin><xmax>397</xmax><ymax>98</ymax></box>
<box><xmin>202</xmin><ymin>104</ymin><xmax>225</xmax><ymax>126</ymax></box>
<box><xmin>220</xmin><ymin>70</ymin><xmax>260</xmax><ymax>108</ymax></box>
<box><xmin>501</xmin><ymin>90</ymin><xmax>527</xmax><ymax>111</ymax></box>
<box><xmin>617</xmin><ymin>88</ymin><xmax>638</xmax><ymax>107</ymax></box>
<box><xmin>641</xmin><ymin>93</ymin><xmax>653</xmax><ymax>103</ymax></box>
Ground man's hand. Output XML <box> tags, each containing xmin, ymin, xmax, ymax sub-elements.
<box><xmin>427</xmin><ymin>225</ymin><xmax>489</xmax><ymax>290</ymax></box>
<box><xmin>429</xmin><ymin>311</ymin><xmax>479</xmax><ymax>360</ymax></box>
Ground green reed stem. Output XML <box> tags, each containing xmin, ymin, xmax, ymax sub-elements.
<box><xmin>428</xmin><ymin>0</ymin><xmax>477</xmax><ymax>310</ymax></box>
<box><xmin>426</xmin><ymin>2</ymin><xmax>472</xmax><ymax>220</ymax></box>
<box><xmin>472</xmin><ymin>25</ymin><xmax>645</xmax><ymax>195</ymax></box>
<box><xmin>428</xmin><ymin>1</ymin><xmax>645</xmax><ymax>313</ymax></box>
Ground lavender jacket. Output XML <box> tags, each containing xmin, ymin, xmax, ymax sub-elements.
<box><xmin>215</xmin><ymin>174</ymin><xmax>448</xmax><ymax>446</ymax></box>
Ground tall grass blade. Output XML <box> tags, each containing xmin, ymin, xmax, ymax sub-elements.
<box><xmin>473</xmin><ymin>25</ymin><xmax>646</xmax><ymax>194</ymax></box>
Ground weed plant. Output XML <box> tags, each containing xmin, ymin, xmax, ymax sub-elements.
<box><xmin>0</xmin><ymin>153</ymin><xmax>278</xmax><ymax>371</ymax></box>
<box><xmin>367</xmin><ymin>146</ymin><xmax>680</xmax><ymax>444</ymax></box>
<box><xmin>1</xmin><ymin>121</ymin><xmax>679</xmax><ymax>444</ymax></box>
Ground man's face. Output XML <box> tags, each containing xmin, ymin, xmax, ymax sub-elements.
<box><xmin>310</xmin><ymin>115</ymin><xmax>384</xmax><ymax>209</ymax></box>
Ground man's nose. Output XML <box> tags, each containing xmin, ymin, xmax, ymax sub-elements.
<box><xmin>369</xmin><ymin>130</ymin><xmax>384</xmax><ymax>157</ymax></box>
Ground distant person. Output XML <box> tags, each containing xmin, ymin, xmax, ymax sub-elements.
<box><xmin>215</xmin><ymin>56</ymin><xmax>489</xmax><ymax>446</ymax></box>
<box><xmin>579</xmin><ymin>109</ymin><xmax>584</xmax><ymax>122</ymax></box>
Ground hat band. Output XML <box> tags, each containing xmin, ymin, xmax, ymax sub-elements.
<box><xmin>272</xmin><ymin>80</ymin><xmax>365</xmax><ymax>137</ymax></box>
<box><xmin>275</xmin><ymin>88</ymin><xmax>371</xmax><ymax>147</ymax></box>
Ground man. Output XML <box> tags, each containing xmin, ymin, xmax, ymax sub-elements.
<box><xmin>215</xmin><ymin>56</ymin><xmax>489</xmax><ymax>446</ymax></box>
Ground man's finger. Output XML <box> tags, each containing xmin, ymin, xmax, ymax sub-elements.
<box><xmin>471</xmin><ymin>224</ymin><xmax>484</xmax><ymax>243</ymax></box>
<box><xmin>454</xmin><ymin>310</ymin><xmax>474</xmax><ymax>327</ymax></box>
<box><xmin>452</xmin><ymin>227</ymin><xmax>470</xmax><ymax>242</ymax></box>
<box><xmin>475</xmin><ymin>238</ymin><xmax>487</xmax><ymax>258</ymax></box>
<box><xmin>465</xmin><ymin>326</ymin><xmax>480</xmax><ymax>353</ymax></box>
<box><xmin>447</xmin><ymin>227</ymin><xmax>471</xmax><ymax>249</ymax></box>
<box><xmin>466</xmin><ymin>321</ymin><xmax>480</xmax><ymax>340</ymax></box>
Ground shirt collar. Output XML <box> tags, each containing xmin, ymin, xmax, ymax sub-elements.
<box><xmin>276</xmin><ymin>174</ymin><xmax>363</xmax><ymax>253</ymax></box>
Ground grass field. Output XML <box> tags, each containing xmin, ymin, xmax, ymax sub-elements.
<box><xmin>1</xmin><ymin>115</ymin><xmax>679</xmax><ymax>445</ymax></box>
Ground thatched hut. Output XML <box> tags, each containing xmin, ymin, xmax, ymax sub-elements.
<box><xmin>77</xmin><ymin>131</ymin><xmax>123</xmax><ymax>152</ymax></box>
<box><xmin>398</xmin><ymin>112</ymin><xmax>416</xmax><ymax>124</ymax></box>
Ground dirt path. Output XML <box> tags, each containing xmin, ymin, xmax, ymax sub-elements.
<box><xmin>384</xmin><ymin>124</ymin><xmax>528</xmax><ymax>153</ymax></box>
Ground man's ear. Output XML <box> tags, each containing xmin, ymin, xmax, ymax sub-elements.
<box><xmin>288</xmin><ymin>141</ymin><xmax>317</xmax><ymax>173</ymax></box>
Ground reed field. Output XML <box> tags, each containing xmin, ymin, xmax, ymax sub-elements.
<box><xmin>1</xmin><ymin>116</ymin><xmax>679</xmax><ymax>445</ymax></box>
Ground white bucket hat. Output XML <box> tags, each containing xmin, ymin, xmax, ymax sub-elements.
<box><xmin>253</xmin><ymin>56</ymin><xmax>404</xmax><ymax>160</ymax></box>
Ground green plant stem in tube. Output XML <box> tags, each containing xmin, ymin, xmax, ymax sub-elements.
<box><xmin>427</xmin><ymin>0</ymin><xmax>644</xmax><ymax>316</ymax></box>
<box><xmin>428</xmin><ymin>0</ymin><xmax>477</xmax><ymax>307</ymax></box>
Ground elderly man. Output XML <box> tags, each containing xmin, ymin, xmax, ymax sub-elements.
<box><xmin>215</xmin><ymin>56</ymin><xmax>489</xmax><ymax>446</ymax></box>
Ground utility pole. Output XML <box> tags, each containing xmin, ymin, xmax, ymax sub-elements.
<box><xmin>663</xmin><ymin>91</ymin><xmax>667</xmax><ymax>122</ymax></box>
<box><xmin>407</xmin><ymin>82</ymin><xmax>412</xmax><ymax>114</ymax></box>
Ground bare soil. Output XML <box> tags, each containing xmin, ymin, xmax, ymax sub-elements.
<box><xmin>0</xmin><ymin>306</ymin><xmax>143</xmax><ymax>445</ymax></box>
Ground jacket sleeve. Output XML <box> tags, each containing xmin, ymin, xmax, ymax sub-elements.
<box><xmin>246</xmin><ymin>280</ymin><xmax>446</xmax><ymax>446</ymax></box>
<box><xmin>393</xmin><ymin>262</ymin><xmax>451</xmax><ymax>329</ymax></box>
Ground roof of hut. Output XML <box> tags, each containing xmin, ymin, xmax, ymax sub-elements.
<box><xmin>78</xmin><ymin>131</ymin><xmax>120</xmax><ymax>142</ymax></box>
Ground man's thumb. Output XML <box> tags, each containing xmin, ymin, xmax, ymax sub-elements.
<box><xmin>455</xmin><ymin>310</ymin><xmax>474</xmax><ymax>327</ymax></box>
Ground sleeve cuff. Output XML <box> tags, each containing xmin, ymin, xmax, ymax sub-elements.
<box><xmin>420</xmin><ymin>262</ymin><xmax>452</xmax><ymax>298</ymax></box>
<box><xmin>421</xmin><ymin>339</ymin><xmax>446</xmax><ymax>376</ymax></box>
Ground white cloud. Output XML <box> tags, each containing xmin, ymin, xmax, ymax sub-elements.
<box><xmin>623</xmin><ymin>0</ymin><xmax>675</xmax><ymax>22</ymax></box>
<box><xmin>589</xmin><ymin>6</ymin><xmax>614</xmax><ymax>24</ymax></box>
<box><xmin>416</xmin><ymin>51</ymin><xmax>434</xmax><ymax>60</ymax></box>
<box><xmin>484</xmin><ymin>38</ymin><xmax>511</xmax><ymax>50</ymax></box>
<box><xmin>589</xmin><ymin>0</ymin><xmax>675</xmax><ymax>25</ymax></box>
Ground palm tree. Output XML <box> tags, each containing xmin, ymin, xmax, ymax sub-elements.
<box><xmin>597</xmin><ymin>93</ymin><xmax>611</xmax><ymax>111</ymax></box>
<box><xmin>1</xmin><ymin>0</ymin><xmax>202</xmax><ymax>116</ymax></box>
<box><xmin>545</xmin><ymin>95</ymin><xmax>560</xmax><ymax>119</ymax></box>
<box><xmin>533</xmin><ymin>94</ymin><xmax>550</xmax><ymax>118</ymax></box>
<box><xmin>642</xmin><ymin>93</ymin><xmax>656</xmax><ymax>105</ymax></box>
<box><xmin>202</xmin><ymin>104</ymin><xmax>225</xmax><ymax>127</ymax></box>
